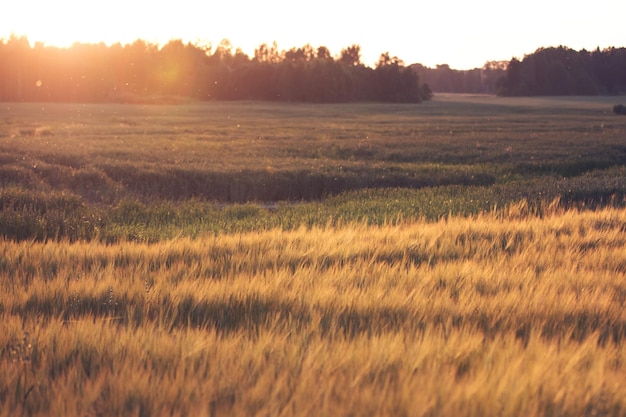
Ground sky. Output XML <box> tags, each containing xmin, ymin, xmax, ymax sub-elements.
<box><xmin>1</xmin><ymin>0</ymin><xmax>625</xmax><ymax>69</ymax></box>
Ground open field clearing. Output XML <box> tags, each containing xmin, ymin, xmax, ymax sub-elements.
<box><xmin>2</xmin><ymin>205</ymin><xmax>626</xmax><ymax>416</ymax></box>
<box><xmin>0</xmin><ymin>96</ymin><xmax>624</xmax><ymax>202</ymax></box>
<box><xmin>1</xmin><ymin>95</ymin><xmax>626</xmax><ymax>415</ymax></box>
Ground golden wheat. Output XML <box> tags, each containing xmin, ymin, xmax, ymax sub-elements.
<box><xmin>1</xmin><ymin>204</ymin><xmax>626</xmax><ymax>416</ymax></box>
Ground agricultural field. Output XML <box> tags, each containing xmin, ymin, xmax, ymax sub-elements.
<box><xmin>1</xmin><ymin>95</ymin><xmax>626</xmax><ymax>416</ymax></box>
<box><xmin>1</xmin><ymin>94</ymin><xmax>626</xmax><ymax>240</ymax></box>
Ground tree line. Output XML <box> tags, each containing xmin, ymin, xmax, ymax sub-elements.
<box><xmin>0</xmin><ymin>36</ymin><xmax>432</xmax><ymax>103</ymax></box>
<box><xmin>496</xmin><ymin>46</ymin><xmax>626</xmax><ymax>96</ymax></box>
<box><xmin>410</xmin><ymin>61</ymin><xmax>507</xmax><ymax>94</ymax></box>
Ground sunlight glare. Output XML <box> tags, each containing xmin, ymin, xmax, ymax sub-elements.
<box><xmin>2</xmin><ymin>0</ymin><xmax>625</xmax><ymax>69</ymax></box>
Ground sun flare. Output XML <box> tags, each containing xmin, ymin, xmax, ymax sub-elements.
<box><xmin>2</xmin><ymin>0</ymin><xmax>625</xmax><ymax>69</ymax></box>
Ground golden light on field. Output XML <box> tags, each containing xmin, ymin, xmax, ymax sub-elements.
<box><xmin>2</xmin><ymin>0</ymin><xmax>625</xmax><ymax>69</ymax></box>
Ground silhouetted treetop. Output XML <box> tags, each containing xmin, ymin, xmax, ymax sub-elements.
<box><xmin>339</xmin><ymin>45</ymin><xmax>362</xmax><ymax>67</ymax></box>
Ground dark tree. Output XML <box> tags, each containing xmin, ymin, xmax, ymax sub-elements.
<box><xmin>372</xmin><ymin>53</ymin><xmax>426</xmax><ymax>102</ymax></box>
<box><xmin>339</xmin><ymin>45</ymin><xmax>361</xmax><ymax>67</ymax></box>
<box><xmin>316</xmin><ymin>46</ymin><xmax>331</xmax><ymax>60</ymax></box>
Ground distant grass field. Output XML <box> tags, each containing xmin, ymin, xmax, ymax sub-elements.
<box><xmin>1</xmin><ymin>95</ymin><xmax>625</xmax><ymax>241</ymax></box>
<box><xmin>2</xmin><ymin>95</ymin><xmax>626</xmax><ymax>416</ymax></box>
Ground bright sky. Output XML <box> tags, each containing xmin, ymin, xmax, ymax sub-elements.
<box><xmin>1</xmin><ymin>0</ymin><xmax>624</xmax><ymax>69</ymax></box>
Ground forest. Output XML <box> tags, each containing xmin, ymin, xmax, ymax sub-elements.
<box><xmin>3</xmin><ymin>37</ymin><xmax>625</xmax><ymax>101</ymax></box>
<box><xmin>0</xmin><ymin>36</ymin><xmax>432</xmax><ymax>103</ymax></box>
<box><xmin>411</xmin><ymin>46</ymin><xmax>626</xmax><ymax>96</ymax></box>
<box><xmin>496</xmin><ymin>46</ymin><xmax>626</xmax><ymax>96</ymax></box>
<box><xmin>410</xmin><ymin>61</ymin><xmax>507</xmax><ymax>95</ymax></box>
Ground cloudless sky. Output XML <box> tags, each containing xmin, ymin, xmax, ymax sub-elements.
<box><xmin>1</xmin><ymin>0</ymin><xmax>624</xmax><ymax>69</ymax></box>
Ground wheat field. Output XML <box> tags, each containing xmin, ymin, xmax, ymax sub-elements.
<box><xmin>2</xmin><ymin>201</ymin><xmax>625</xmax><ymax>416</ymax></box>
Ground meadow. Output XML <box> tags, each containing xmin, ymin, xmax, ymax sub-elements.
<box><xmin>1</xmin><ymin>95</ymin><xmax>626</xmax><ymax>416</ymax></box>
<box><xmin>1</xmin><ymin>95</ymin><xmax>626</xmax><ymax>241</ymax></box>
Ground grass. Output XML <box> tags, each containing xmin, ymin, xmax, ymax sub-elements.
<box><xmin>2</xmin><ymin>95</ymin><xmax>626</xmax><ymax>416</ymax></box>
<box><xmin>1</xmin><ymin>205</ymin><xmax>626</xmax><ymax>416</ymax></box>
<box><xmin>1</xmin><ymin>96</ymin><xmax>624</xmax><ymax>204</ymax></box>
<box><xmin>1</xmin><ymin>95</ymin><xmax>626</xmax><ymax>241</ymax></box>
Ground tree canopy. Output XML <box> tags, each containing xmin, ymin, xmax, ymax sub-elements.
<box><xmin>0</xmin><ymin>36</ymin><xmax>432</xmax><ymax>103</ymax></box>
<box><xmin>496</xmin><ymin>46</ymin><xmax>626</xmax><ymax>96</ymax></box>
<box><xmin>410</xmin><ymin>62</ymin><xmax>507</xmax><ymax>94</ymax></box>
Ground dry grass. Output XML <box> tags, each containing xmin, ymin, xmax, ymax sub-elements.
<box><xmin>2</xmin><ymin>203</ymin><xmax>626</xmax><ymax>416</ymax></box>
